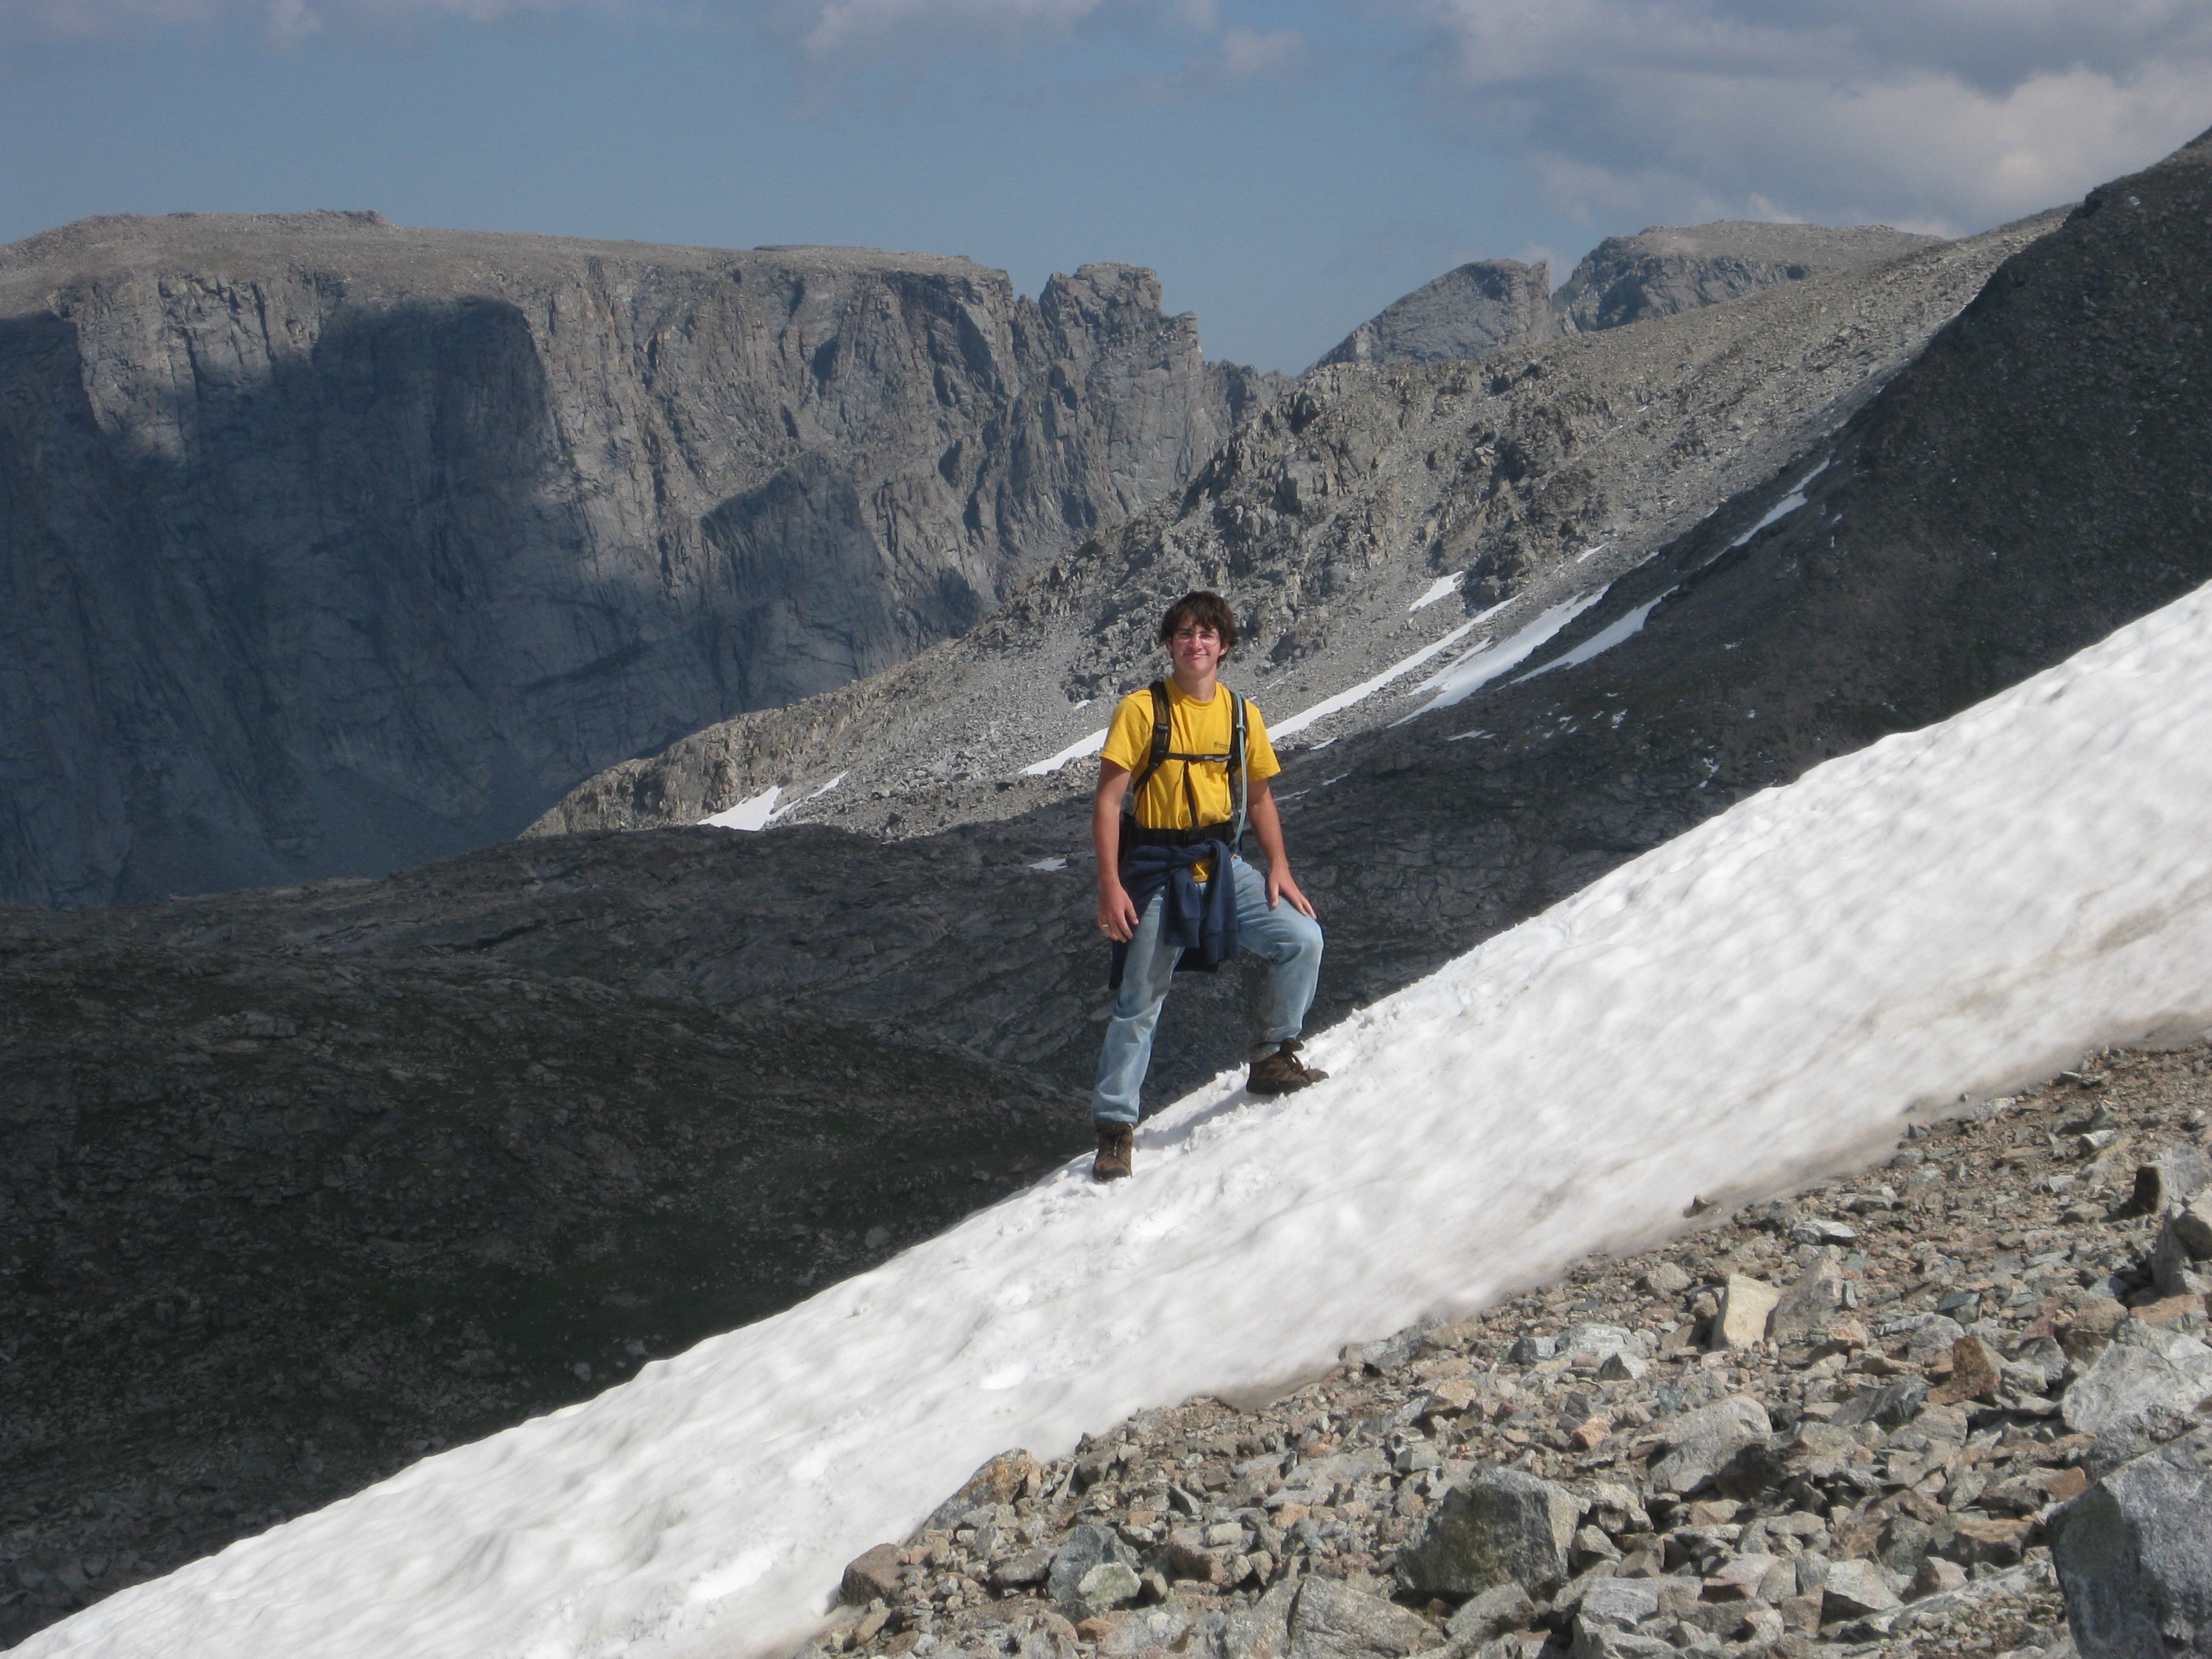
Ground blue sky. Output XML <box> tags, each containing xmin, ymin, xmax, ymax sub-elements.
<box><xmin>5</xmin><ymin>1</ymin><xmax>2208</xmax><ymax>371</ymax></box>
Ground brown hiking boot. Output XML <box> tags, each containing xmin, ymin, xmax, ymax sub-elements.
<box><xmin>1093</xmin><ymin>1121</ymin><xmax>1134</xmax><ymax>1181</ymax></box>
<box><xmin>1248</xmin><ymin>1039</ymin><xmax>1327</xmax><ymax>1095</ymax></box>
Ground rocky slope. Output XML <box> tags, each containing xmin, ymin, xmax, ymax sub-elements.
<box><xmin>530</xmin><ymin>213</ymin><xmax>2047</xmax><ymax>845</ymax></box>
<box><xmin>794</xmin><ymin>1042</ymin><xmax>2212</xmax><ymax>1659</ymax></box>
<box><xmin>0</xmin><ymin>212</ymin><xmax>1273</xmax><ymax>908</ymax></box>
<box><xmin>0</xmin><ymin>897</ymin><xmax>1087</xmax><ymax>1648</ymax></box>
<box><xmin>1551</xmin><ymin>224</ymin><xmax>1942</xmax><ymax>337</ymax></box>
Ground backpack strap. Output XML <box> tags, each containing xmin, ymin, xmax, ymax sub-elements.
<box><xmin>1124</xmin><ymin>680</ymin><xmax>1174</xmax><ymax>808</ymax></box>
<box><xmin>1229</xmin><ymin>687</ymin><xmax>1249</xmax><ymax>849</ymax></box>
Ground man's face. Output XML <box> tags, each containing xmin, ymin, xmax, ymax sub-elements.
<box><xmin>1169</xmin><ymin>621</ymin><xmax>1225</xmax><ymax>679</ymax></box>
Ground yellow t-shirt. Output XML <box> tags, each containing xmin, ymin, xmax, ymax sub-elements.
<box><xmin>1102</xmin><ymin>680</ymin><xmax>1281</xmax><ymax>879</ymax></box>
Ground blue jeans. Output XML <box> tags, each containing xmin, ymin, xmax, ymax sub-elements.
<box><xmin>1090</xmin><ymin>856</ymin><xmax>1324</xmax><ymax>1125</ymax></box>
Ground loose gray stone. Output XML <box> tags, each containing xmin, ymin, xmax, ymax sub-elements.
<box><xmin>2133</xmin><ymin>1149</ymin><xmax>2212</xmax><ymax>1217</ymax></box>
<box><xmin>1047</xmin><ymin>1523</ymin><xmax>1139</xmax><ymax>1606</ymax></box>
<box><xmin>1101</xmin><ymin>1607</ymin><xmax>1193</xmax><ymax>1655</ymax></box>
<box><xmin>839</xmin><ymin>1542</ymin><xmax>902</xmax><ymax>1605</ymax></box>
<box><xmin>1574</xmin><ymin>1576</ymin><xmax>1661</xmax><ymax>1632</ymax></box>
<box><xmin>1447</xmin><ymin>1581</ymin><xmax>1541</xmax><ymax>1643</ymax></box>
<box><xmin>2061</xmin><ymin>1319</ymin><xmax>2212</xmax><ymax>1443</ymax></box>
<box><xmin>2174</xmin><ymin>1193</ymin><xmax>2212</xmax><ymax>1258</ymax></box>
<box><xmin>1596</xmin><ymin>1349</ymin><xmax>1649</xmax><ymax>1382</ymax></box>
<box><xmin>989</xmin><ymin>1546</ymin><xmax>1053</xmax><ymax>1589</ymax></box>
<box><xmin>2051</xmin><ymin>1425</ymin><xmax>2212</xmax><ymax>1658</ymax></box>
<box><xmin>2152</xmin><ymin>1218</ymin><xmax>2212</xmax><ymax>1298</ymax></box>
<box><xmin>1556</xmin><ymin>1324</ymin><xmax>1635</xmax><ymax>1363</ymax></box>
<box><xmin>1396</xmin><ymin>1467</ymin><xmax>1582</xmax><ymax>1597</ymax></box>
<box><xmin>1711</xmin><ymin>1275</ymin><xmax>1781</xmax><ymax>1350</ymax></box>
<box><xmin>1820</xmin><ymin>1557</ymin><xmax>1903</xmax><ymax>1619</ymax></box>
<box><xmin>1570</xmin><ymin>1627</ymin><xmax>1677</xmax><ymax>1659</ymax></box>
<box><xmin>1288</xmin><ymin>1575</ymin><xmax>1435</xmax><ymax>1659</ymax></box>
<box><xmin>1649</xmin><ymin>1397</ymin><xmax>1772</xmax><ymax>1494</ymax></box>
<box><xmin>1072</xmin><ymin>1560</ymin><xmax>1141</xmax><ymax>1615</ymax></box>
<box><xmin>1767</xmin><ymin>1254</ymin><xmax>1845</xmax><ymax>1345</ymax></box>
<box><xmin>1792</xmin><ymin>1218</ymin><xmax>1859</xmax><ymax>1246</ymax></box>
<box><xmin>1214</xmin><ymin>1578</ymin><xmax>1298</xmax><ymax>1659</ymax></box>
<box><xmin>1641</xmin><ymin>1263</ymin><xmax>1693</xmax><ymax>1296</ymax></box>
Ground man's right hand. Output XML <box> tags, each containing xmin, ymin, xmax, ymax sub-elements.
<box><xmin>1097</xmin><ymin>882</ymin><xmax>1140</xmax><ymax>943</ymax></box>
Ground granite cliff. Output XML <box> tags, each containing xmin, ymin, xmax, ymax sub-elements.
<box><xmin>0</xmin><ymin>212</ymin><xmax>1273</xmax><ymax>907</ymax></box>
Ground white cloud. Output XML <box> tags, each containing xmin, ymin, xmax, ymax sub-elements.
<box><xmin>1386</xmin><ymin>0</ymin><xmax>2212</xmax><ymax>230</ymax></box>
<box><xmin>1216</xmin><ymin>24</ymin><xmax>1305</xmax><ymax>81</ymax></box>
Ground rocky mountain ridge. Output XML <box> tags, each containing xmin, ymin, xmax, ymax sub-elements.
<box><xmin>1315</xmin><ymin>223</ymin><xmax>1940</xmax><ymax>371</ymax></box>
<box><xmin>532</xmin><ymin>213</ymin><xmax>2045</xmax><ymax>846</ymax></box>
<box><xmin>0</xmin><ymin>211</ymin><xmax>1273</xmax><ymax>908</ymax></box>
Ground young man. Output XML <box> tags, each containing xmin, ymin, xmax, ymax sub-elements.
<box><xmin>1089</xmin><ymin>591</ymin><xmax>1326</xmax><ymax>1180</ymax></box>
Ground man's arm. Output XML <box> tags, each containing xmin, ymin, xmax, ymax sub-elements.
<box><xmin>1248</xmin><ymin>778</ymin><xmax>1317</xmax><ymax>917</ymax></box>
<box><xmin>1094</xmin><ymin>761</ymin><xmax>1141</xmax><ymax>941</ymax></box>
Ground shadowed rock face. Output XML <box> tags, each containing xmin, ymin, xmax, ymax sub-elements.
<box><xmin>0</xmin><ymin>212</ymin><xmax>1275</xmax><ymax>908</ymax></box>
<box><xmin>1314</xmin><ymin>259</ymin><xmax>1553</xmax><ymax>369</ymax></box>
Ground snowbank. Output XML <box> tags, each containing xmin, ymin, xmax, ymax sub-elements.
<box><xmin>30</xmin><ymin>581</ymin><xmax>2212</xmax><ymax>1659</ymax></box>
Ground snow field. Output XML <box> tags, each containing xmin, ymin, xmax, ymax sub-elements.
<box><xmin>28</xmin><ymin>579</ymin><xmax>2212</xmax><ymax>1659</ymax></box>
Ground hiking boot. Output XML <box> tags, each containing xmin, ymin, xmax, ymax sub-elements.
<box><xmin>1248</xmin><ymin>1039</ymin><xmax>1327</xmax><ymax>1095</ymax></box>
<box><xmin>1093</xmin><ymin>1121</ymin><xmax>1134</xmax><ymax>1181</ymax></box>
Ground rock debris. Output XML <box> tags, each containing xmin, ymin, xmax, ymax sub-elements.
<box><xmin>798</xmin><ymin>1044</ymin><xmax>2212</xmax><ymax>1659</ymax></box>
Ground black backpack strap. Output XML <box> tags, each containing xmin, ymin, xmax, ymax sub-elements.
<box><xmin>1124</xmin><ymin>681</ymin><xmax>1174</xmax><ymax>813</ymax></box>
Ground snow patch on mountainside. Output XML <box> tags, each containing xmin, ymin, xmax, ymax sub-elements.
<box><xmin>28</xmin><ymin>583</ymin><xmax>2212</xmax><ymax>1659</ymax></box>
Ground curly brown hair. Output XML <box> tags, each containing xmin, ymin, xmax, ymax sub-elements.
<box><xmin>1156</xmin><ymin>590</ymin><xmax>1240</xmax><ymax>651</ymax></box>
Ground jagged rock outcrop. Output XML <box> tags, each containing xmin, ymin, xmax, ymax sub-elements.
<box><xmin>1315</xmin><ymin>258</ymin><xmax>1553</xmax><ymax>369</ymax></box>
<box><xmin>0</xmin><ymin>211</ymin><xmax>1275</xmax><ymax>907</ymax></box>
<box><xmin>1551</xmin><ymin>221</ymin><xmax>1942</xmax><ymax>335</ymax></box>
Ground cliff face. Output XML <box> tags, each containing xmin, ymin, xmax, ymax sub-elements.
<box><xmin>0</xmin><ymin>212</ymin><xmax>1274</xmax><ymax>907</ymax></box>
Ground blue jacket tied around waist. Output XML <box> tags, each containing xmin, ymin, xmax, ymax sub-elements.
<box><xmin>1108</xmin><ymin>840</ymin><xmax>1240</xmax><ymax>990</ymax></box>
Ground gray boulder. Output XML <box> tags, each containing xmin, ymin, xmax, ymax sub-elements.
<box><xmin>1649</xmin><ymin>1396</ymin><xmax>1771</xmax><ymax>1494</ymax></box>
<box><xmin>1288</xmin><ymin>1575</ymin><xmax>1435</xmax><ymax>1659</ymax></box>
<box><xmin>2153</xmin><ymin>1194</ymin><xmax>2212</xmax><ymax>1296</ymax></box>
<box><xmin>1314</xmin><ymin>260</ymin><xmax>1553</xmax><ymax>369</ymax></box>
<box><xmin>1767</xmin><ymin>1253</ymin><xmax>1846</xmax><ymax>1345</ymax></box>
<box><xmin>1557</xmin><ymin>1324</ymin><xmax>1637</xmax><ymax>1364</ymax></box>
<box><xmin>1213</xmin><ymin>1578</ymin><xmax>1298</xmax><ymax>1659</ymax></box>
<box><xmin>1047</xmin><ymin>1523</ymin><xmax>1140</xmax><ymax>1607</ymax></box>
<box><xmin>2060</xmin><ymin>1319</ymin><xmax>2212</xmax><ymax>1445</ymax></box>
<box><xmin>1396</xmin><ymin>1467</ymin><xmax>1581</xmax><ymax>1597</ymax></box>
<box><xmin>2132</xmin><ymin>1148</ymin><xmax>2212</xmax><ymax>1215</ymax></box>
<box><xmin>1574</xmin><ymin>1576</ymin><xmax>1660</xmax><ymax>1637</ymax></box>
<box><xmin>2051</xmin><ymin>1426</ymin><xmax>2212</xmax><ymax>1657</ymax></box>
